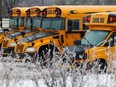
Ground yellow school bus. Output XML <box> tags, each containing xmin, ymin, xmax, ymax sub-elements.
<box><xmin>1</xmin><ymin>6</ymin><xmax>46</xmax><ymax>57</ymax></box>
<box><xmin>26</xmin><ymin>6</ymin><xmax>46</xmax><ymax>30</ymax></box>
<box><xmin>85</xmin><ymin>12</ymin><xmax>116</xmax><ymax>71</ymax></box>
<box><xmin>0</xmin><ymin>7</ymin><xmax>28</xmax><ymax>48</ymax></box>
<box><xmin>14</xmin><ymin>5</ymin><xmax>116</xmax><ymax>62</ymax></box>
<box><xmin>71</xmin><ymin>12</ymin><xmax>116</xmax><ymax>71</ymax></box>
<box><xmin>8</xmin><ymin>7</ymin><xmax>28</xmax><ymax>30</ymax></box>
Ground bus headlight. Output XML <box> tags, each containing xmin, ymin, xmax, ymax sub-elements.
<box><xmin>9</xmin><ymin>42</ymin><xmax>16</xmax><ymax>47</ymax></box>
<box><xmin>25</xmin><ymin>47</ymin><xmax>36</xmax><ymax>53</ymax></box>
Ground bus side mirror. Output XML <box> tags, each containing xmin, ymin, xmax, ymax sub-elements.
<box><xmin>21</xmin><ymin>32</ymin><xmax>25</xmax><ymax>37</ymax></box>
<box><xmin>109</xmin><ymin>38</ymin><xmax>113</xmax><ymax>46</ymax></box>
<box><xmin>53</xmin><ymin>36</ymin><xmax>59</xmax><ymax>39</ymax></box>
<box><xmin>74</xmin><ymin>40</ymin><xmax>81</xmax><ymax>45</ymax></box>
<box><xmin>67</xmin><ymin>20</ymin><xmax>73</xmax><ymax>33</ymax></box>
<box><xmin>3</xmin><ymin>28</ymin><xmax>9</xmax><ymax>33</ymax></box>
<box><xmin>104</xmin><ymin>38</ymin><xmax>113</xmax><ymax>46</ymax></box>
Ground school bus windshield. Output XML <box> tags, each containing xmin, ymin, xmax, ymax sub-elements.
<box><xmin>81</xmin><ymin>30</ymin><xmax>110</xmax><ymax>46</ymax></box>
<box><xmin>9</xmin><ymin>17</ymin><xmax>24</xmax><ymax>27</ymax></box>
<box><xmin>18</xmin><ymin>17</ymin><xmax>24</xmax><ymax>26</ymax></box>
<box><xmin>26</xmin><ymin>17</ymin><xmax>31</xmax><ymax>29</ymax></box>
<box><xmin>26</xmin><ymin>17</ymin><xmax>41</xmax><ymax>29</ymax></box>
<box><xmin>9</xmin><ymin>17</ymin><xmax>18</xmax><ymax>27</ymax></box>
<box><xmin>41</xmin><ymin>18</ymin><xmax>64</xmax><ymax>30</ymax></box>
<box><xmin>32</xmin><ymin>17</ymin><xmax>41</xmax><ymax>29</ymax></box>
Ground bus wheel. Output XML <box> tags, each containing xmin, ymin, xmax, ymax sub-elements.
<box><xmin>39</xmin><ymin>46</ymin><xmax>53</xmax><ymax>67</ymax></box>
<box><xmin>91</xmin><ymin>59</ymin><xmax>107</xmax><ymax>73</ymax></box>
<box><xmin>38</xmin><ymin>45</ymin><xmax>59</xmax><ymax>67</ymax></box>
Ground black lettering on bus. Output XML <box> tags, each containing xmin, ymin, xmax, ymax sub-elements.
<box><xmin>47</xmin><ymin>10</ymin><xmax>53</xmax><ymax>14</ymax></box>
<box><xmin>47</xmin><ymin>10</ymin><xmax>56</xmax><ymax>14</ymax></box>
<box><xmin>93</xmin><ymin>18</ymin><xmax>99</xmax><ymax>23</ymax></box>
<box><xmin>93</xmin><ymin>18</ymin><xmax>104</xmax><ymax>23</ymax></box>
<box><xmin>100</xmin><ymin>18</ymin><xmax>104</xmax><ymax>23</ymax></box>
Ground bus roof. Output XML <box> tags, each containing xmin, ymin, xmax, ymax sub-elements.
<box><xmin>26</xmin><ymin>6</ymin><xmax>47</xmax><ymax>17</ymax></box>
<box><xmin>10</xmin><ymin>7</ymin><xmax>29</xmax><ymax>17</ymax></box>
<box><xmin>43</xmin><ymin>5</ymin><xmax>116</xmax><ymax>18</ymax></box>
<box><xmin>86</xmin><ymin>12</ymin><xmax>116</xmax><ymax>31</ymax></box>
<box><xmin>29</xmin><ymin>6</ymin><xmax>46</xmax><ymax>10</ymax></box>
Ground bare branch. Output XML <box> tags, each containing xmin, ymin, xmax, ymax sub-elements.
<box><xmin>3</xmin><ymin>0</ymin><xmax>20</xmax><ymax>12</ymax></box>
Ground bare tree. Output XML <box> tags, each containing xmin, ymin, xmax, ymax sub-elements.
<box><xmin>41</xmin><ymin>0</ymin><xmax>44</xmax><ymax>5</ymax></box>
<box><xmin>0</xmin><ymin>0</ymin><xmax>2</xmax><ymax>28</ymax></box>
<box><xmin>0</xmin><ymin>0</ymin><xmax>2</xmax><ymax>15</ymax></box>
<box><xmin>3</xmin><ymin>0</ymin><xmax>20</xmax><ymax>12</ymax></box>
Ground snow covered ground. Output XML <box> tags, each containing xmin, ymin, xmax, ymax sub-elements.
<box><xmin>0</xmin><ymin>62</ymin><xmax>115</xmax><ymax>87</ymax></box>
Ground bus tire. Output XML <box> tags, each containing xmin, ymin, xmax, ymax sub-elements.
<box><xmin>38</xmin><ymin>44</ymin><xmax>59</xmax><ymax>66</ymax></box>
<box><xmin>91</xmin><ymin>59</ymin><xmax>107</xmax><ymax>73</ymax></box>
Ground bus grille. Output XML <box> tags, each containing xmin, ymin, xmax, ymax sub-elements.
<box><xmin>16</xmin><ymin>44</ymin><xmax>24</xmax><ymax>53</ymax></box>
<box><xmin>3</xmin><ymin>40</ymin><xmax>8</xmax><ymax>47</ymax></box>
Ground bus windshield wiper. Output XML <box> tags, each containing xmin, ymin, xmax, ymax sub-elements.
<box><xmin>7</xmin><ymin>33</ymin><xmax>15</xmax><ymax>38</ymax></box>
<box><xmin>83</xmin><ymin>37</ymin><xmax>93</xmax><ymax>47</ymax></box>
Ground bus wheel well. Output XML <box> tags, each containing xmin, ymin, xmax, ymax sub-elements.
<box><xmin>38</xmin><ymin>45</ymin><xmax>49</xmax><ymax>55</ymax></box>
<box><xmin>38</xmin><ymin>44</ymin><xmax>59</xmax><ymax>55</ymax></box>
<box><xmin>38</xmin><ymin>44</ymin><xmax>59</xmax><ymax>66</ymax></box>
<box><xmin>92</xmin><ymin>58</ymin><xmax>107</xmax><ymax>73</ymax></box>
<box><xmin>94</xmin><ymin>58</ymin><xmax>107</xmax><ymax>66</ymax></box>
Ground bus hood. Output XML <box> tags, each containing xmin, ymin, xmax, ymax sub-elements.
<box><xmin>66</xmin><ymin>45</ymin><xmax>91</xmax><ymax>60</ymax></box>
<box><xmin>20</xmin><ymin>32</ymin><xmax>57</xmax><ymax>43</ymax></box>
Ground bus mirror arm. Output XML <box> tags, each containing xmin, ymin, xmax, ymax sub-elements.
<box><xmin>3</xmin><ymin>28</ymin><xmax>9</xmax><ymax>33</ymax></box>
<box><xmin>21</xmin><ymin>32</ymin><xmax>25</xmax><ymax>37</ymax></box>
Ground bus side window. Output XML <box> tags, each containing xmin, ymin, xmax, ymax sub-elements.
<box><xmin>105</xmin><ymin>32</ymin><xmax>116</xmax><ymax>46</ymax></box>
<box><xmin>73</xmin><ymin>20</ymin><xmax>79</xmax><ymax>30</ymax></box>
<box><xmin>67</xmin><ymin>19</ymin><xmax>80</xmax><ymax>32</ymax></box>
<box><xmin>67</xmin><ymin>20</ymin><xmax>73</xmax><ymax>32</ymax></box>
<box><xmin>110</xmin><ymin>33</ymin><xmax>116</xmax><ymax>46</ymax></box>
<box><xmin>21</xmin><ymin>17</ymin><xmax>24</xmax><ymax>26</ymax></box>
